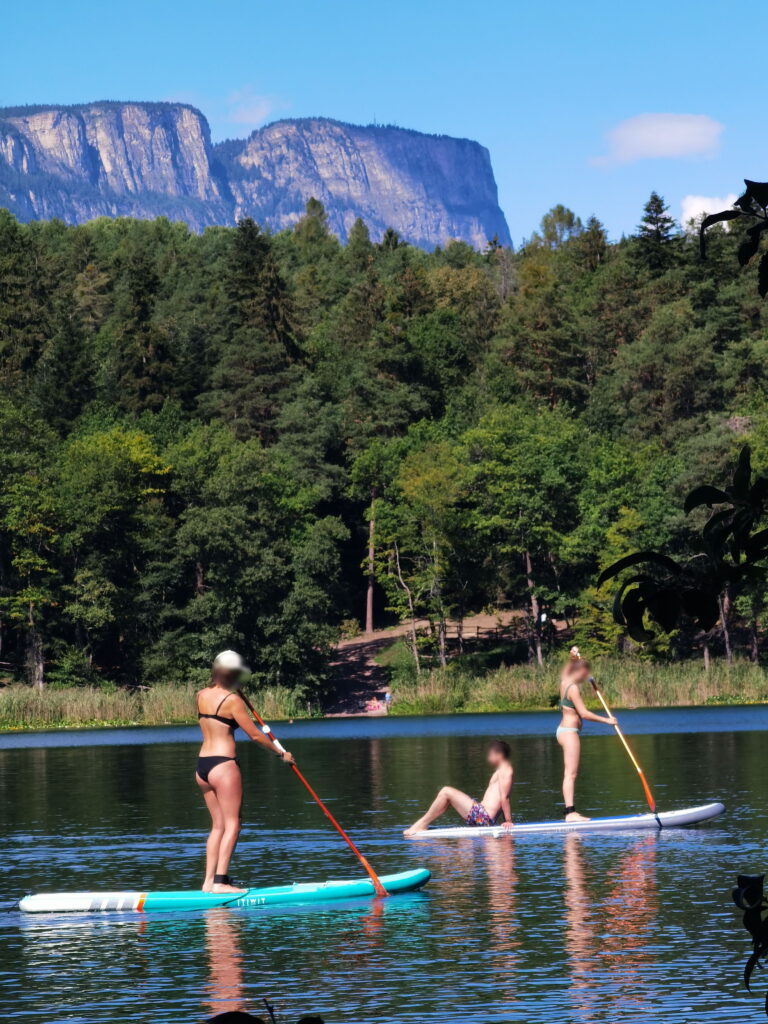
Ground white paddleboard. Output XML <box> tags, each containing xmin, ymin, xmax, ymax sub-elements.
<box><xmin>406</xmin><ymin>802</ymin><xmax>725</xmax><ymax>838</ymax></box>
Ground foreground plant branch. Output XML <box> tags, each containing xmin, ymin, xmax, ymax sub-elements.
<box><xmin>700</xmin><ymin>180</ymin><xmax>768</xmax><ymax>297</ymax></box>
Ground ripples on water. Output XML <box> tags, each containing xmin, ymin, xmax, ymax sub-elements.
<box><xmin>1</xmin><ymin>710</ymin><xmax>765</xmax><ymax>1022</ymax></box>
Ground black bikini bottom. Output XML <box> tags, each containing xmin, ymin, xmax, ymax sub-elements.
<box><xmin>196</xmin><ymin>755</ymin><xmax>239</xmax><ymax>783</ymax></box>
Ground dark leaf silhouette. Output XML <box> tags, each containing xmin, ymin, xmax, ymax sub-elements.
<box><xmin>733</xmin><ymin>874</ymin><xmax>768</xmax><ymax>1015</ymax></box>
<box><xmin>746</xmin><ymin>527</ymin><xmax>768</xmax><ymax>560</ymax></box>
<box><xmin>645</xmin><ymin>588</ymin><xmax>680</xmax><ymax>633</ymax></box>
<box><xmin>621</xmin><ymin>586</ymin><xmax>655</xmax><ymax>642</ymax></box>
<box><xmin>744</xmin><ymin>180</ymin><xmax>768</xmax><ymax>208</ymax></box>
<box><xmin>738</xmin><ymin>234</ymin><xmax>761</xmax><ymax>266</ymax></box>
<box><xmin>680</xmin><ymin>589</ymin><xmax>720</xmax><ymax>632</ymax></box>
<box><xmin>684</xmin><ymin>485</ymin><xmax>730</xmax><ymax>513</ymax></box>
<box><xmin>698</xmin><ymin>210</ymin><xmax>743</xmax><ymax>256</ymax></box>
<box><xmin>700</xmin><ymin>181</ymin><xmax>768</xmax><ymax>295</ymax></box>
<box><xmin>601</xmin><ymin>446</ymin><xmax>768</xmax><ymax>642</ymax></box>
<box><xmin>733</xmin><ymin>445</ymin><xmax>753</xmax><ymax>499</ymax></box>
<box><xmin>597</xmin><ymin>551</ymin><xmax>681</xmax><ymax>586</ymax></box>
<box><xmin>611</xmin><ymin>573</ymin><xmax>653</xmax><ymax>624</ymax></box>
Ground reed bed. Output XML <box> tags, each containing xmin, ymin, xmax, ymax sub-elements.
<box><xmin>0</xmin><ymin>683</ymin><xmax>308</xmax><ymax>731</ymax></box>
<box><xmin>388</xmin><ymin>657</ymin><xmax>768</xmax><ymax>715</ymax></box>
<box><xmin>1</xmin><ymin>658</ymin><xmax>766</xmax><ymax>730</ymax></box>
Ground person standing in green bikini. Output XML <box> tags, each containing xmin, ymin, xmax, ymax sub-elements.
<box><xmin>557</xmin><ymin>647</ymin><xmax>616</xmax><ymax>822</ymax></box>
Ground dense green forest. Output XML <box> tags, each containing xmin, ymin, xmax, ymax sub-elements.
<box><xmin>1</xmin><ymin>193</ymin><xmax>767</xmax><ymax>695</ymax></box>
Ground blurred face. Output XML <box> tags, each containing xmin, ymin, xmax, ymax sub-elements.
<box><xmin>487</xmin><ymin>748</ymin><xmax>505</xmax><ymax>767</ymax></box>
<box><xmin>571</xmin><ymin>663</ymin><xmax>590</xmax><ymax>684</ymax></box>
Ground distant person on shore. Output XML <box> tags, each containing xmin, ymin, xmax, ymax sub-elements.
<box><xmin>196</xmin><ymin>650</ymin><xmax>295</xmax><ymax>893</ymax></box>
<box><xmin>403</xmin><ymin>740</ymin><xmax>514</xmax><ymax>836</ymax></box>
<box><xmin>557</xmin><ymin>646</ymin><xmax>616</xmax><ymax>822</ymax></box>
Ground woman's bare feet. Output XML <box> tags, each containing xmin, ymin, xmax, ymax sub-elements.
<box><xmin>202</xmin><ymin>879</ymin><xmax>247</xmax><ymax>893</ymax></box>
<box><xmin>403</xmin><ymin>819</ymin><xmax>427</xmax><ymax>837</ymax></box>
<box><xmin>565</xmin><ymin>811</ymin><xmax>591</xmax><ymax>823</ymax></box>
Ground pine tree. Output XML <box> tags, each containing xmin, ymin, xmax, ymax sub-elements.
<box><xmin>201</xmin><ymin>219</ymin><xmax>298</xmax><ymax>440</ymax></box>
<box><xmin>294</xmin><ymin>198</ymin><xmax>334</xmax><ymax>262</ymax></box>
<box><xmin>110</xmin><ymin>243</ymin><xmax>177</xmax><ymax>413</ymax></box>
<box><xmin>31</xmin><ymin>302</ymin><xmax>93</xmax><ymax>432</ymax></box>
<box><xmin>0</xmin><ymin>212</ymin><xmax>46</xmax><ymax>390</ymax></box>
<box><xmin>571</xmin><ymin>216</ymin><xmax>607</xmax><ymax>271</ymax></box>
<box><xmin>346</xmin><ymin>218</ymin><xmax>373</xmax><ymax>273</ymax></box>
<box><xmin>635</xmin><ymin>191</ymin><xmax>678</xmax><ymax>272</ymax></box>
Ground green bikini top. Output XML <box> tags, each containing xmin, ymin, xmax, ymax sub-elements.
<box><xmin>560</xmin><ymin>682</ymin><xmax>578</xmax><ymax>711</ymax></box>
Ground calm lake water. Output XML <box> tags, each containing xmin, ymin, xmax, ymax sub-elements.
<box><xmin>1</xmin><ymin>707</ymin><xmax>766</xmax><ymax>1023</ymax></box>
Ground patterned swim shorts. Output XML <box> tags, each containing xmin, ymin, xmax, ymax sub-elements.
<box><xmin>465</xmin><ymin>801</ymin><xmax>497</xmax><ymax>827</ymax></box>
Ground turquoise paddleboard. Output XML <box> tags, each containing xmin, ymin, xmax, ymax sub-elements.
<box><xmin>19</xmin><ymin>868</ymin><xmax>431</xmax><ymax>914</ymax></box>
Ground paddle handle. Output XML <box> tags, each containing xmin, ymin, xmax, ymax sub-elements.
<box><xmin>590</xmin><ymin>679</ymin><xmax>657</xmax><ymax>814</ymax></box>
<box><xmin>237</xmin><ymin>690</ymin><xmax>389</xmax><ymax>898</ymax></box>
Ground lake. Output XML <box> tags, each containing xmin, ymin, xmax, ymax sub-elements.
<box><xmin>1</xmin><ymin>707</ymin><xmax>766</xmax><ymax>1023</ymax></box>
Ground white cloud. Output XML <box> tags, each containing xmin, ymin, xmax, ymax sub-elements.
<box><xmin>680</xmin><ymin>193</ymin><xmax>738</xmax><ymax>229</ymax></box>
<box><xmin>225</xmin><ymin>86</ymin><xmax>285</xmax><ymax>128</ymax></box>
<box><xmin>593</xmin><ymin>113</ymin><xmax>724</xmax><ymax>166</ymax></box>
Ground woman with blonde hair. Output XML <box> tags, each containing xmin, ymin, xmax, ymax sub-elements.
<box><xmin>557</xmin><ymin>646</ymin><xmax>616</xmax><ymax>822</ymax></box>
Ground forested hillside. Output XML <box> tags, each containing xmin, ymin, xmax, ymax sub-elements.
<box><xmin>1</xmin><ymin>195</ymin><xmax>766</xmax><ymax>693</ymax></box>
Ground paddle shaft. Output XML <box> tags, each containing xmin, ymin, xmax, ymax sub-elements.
<box><xmin>589</xmin><ymin>678</ymin><xmax>657</xmax><ymax>814</ymax></box>
<box><xmin>237</xmin><ymin>690</ymin><xmax>389</xmax><ymax>897</ymax></box>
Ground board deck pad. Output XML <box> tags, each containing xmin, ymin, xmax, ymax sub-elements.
<box><xmin>406</xmin><ymin>802</ymin><xmax>725</xmax><ymax>838</ymax></box>
<box><xmin>19</xmin><ymin>868</ymin><xmax>431</xmax><ymax>914</ymax></box>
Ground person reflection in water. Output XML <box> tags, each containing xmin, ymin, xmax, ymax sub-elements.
<box><xmin>403</xmin><ymin>740</ymin><xmax>514</xmax><ymax>836</ymax></box>
<box><xmin>196</xmin><ymin>650</ymin><xmax>295</xmax><ymax>893</ymax></box>
<box><xmin>204</xmin><ymin>912</ymin><xmax>327</xmax><ymax>1023</ymax></box>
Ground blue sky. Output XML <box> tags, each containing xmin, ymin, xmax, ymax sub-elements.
<box><xmin>2</xmin><ymin>0</ymin><xmax>762</xmax><ymax>243</ymax></box>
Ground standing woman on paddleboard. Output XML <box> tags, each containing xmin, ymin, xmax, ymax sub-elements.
<box><xmin>196</xmin><ymin>650</ymin><xmax>294</xmax><ymax>893</ymax></box>
<box><xmin>557</xmin><ymin>647</ymin><xmax>616</xmax><ymax>823</ymax></box>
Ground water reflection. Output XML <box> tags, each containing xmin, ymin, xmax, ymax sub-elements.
<box><xmin>2</xmin><ymin>719</ymin><xmax>761</xmax><ymax>1024</ymax></box>
<box><xmin>483</xmin><ymin>838</ymin><xmax>519</xmax><ymax>1003</ymax></box>
<box><xmin>603</xmin><ymin>836</ymin><xmax>659</xmax><ymax>1011</ymax></box>
<box><xmin>204</xmin><ymin>911</ymin><xmax>251</xmax><ymax>1019</ymax></box>
<box><xmin>563</xmin><ymin>834</ymin><xmax>659</xmax><ymax>1020</ymax></box>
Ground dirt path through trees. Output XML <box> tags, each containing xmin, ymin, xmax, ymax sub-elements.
<box><xmin>326</xmin><ymin>612</ymin><xmax>518</xmax><ymax>716</ymax></box>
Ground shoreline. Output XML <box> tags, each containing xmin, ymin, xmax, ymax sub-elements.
<box><xmin>2</xmin><ymin>657</ymin><xmax>767</xmax><ymax>733</ymax></box>
<box><xmin>2</xmin><ymin>695</ymin><xmax>767</xmax><ymax>735</ymax></box>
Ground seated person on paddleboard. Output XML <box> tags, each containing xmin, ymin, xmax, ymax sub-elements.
<box><xmin>557</xmin><ymin>646</ymin><xmax>616</xmax><ymax>823</ymax></box>
<box><xmin>403</xmin><ymin>740</ymin><xmax>514</xmax><ymax>836</ymax></box>
<box><xmin>197</xmin><ymin>650</ymin><xmax>295</xmax><ymax>893</ymax></box>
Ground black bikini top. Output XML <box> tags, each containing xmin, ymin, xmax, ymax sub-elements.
<box><xmin>197</xmin><ymin>692</ymin><xmax>239</xmax><ymax>732</ymax></box>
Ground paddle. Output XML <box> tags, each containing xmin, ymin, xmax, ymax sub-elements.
<box><xmin>588</xmin><ymin>676</ymin><xmax>662</xmax><ymax>826</ymax></box>
<box><xmin>237</xmin><ymin>689</ymin><xmax>389</xmax><ymax>897</ymax></box>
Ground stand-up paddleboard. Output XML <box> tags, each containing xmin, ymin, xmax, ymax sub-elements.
<box><xmin>406</xmin><ymin>802</ymin><xmax>725</xmax><ymax>839</ymax></box>
<box><xmin>19</xmin><ymin>868</ymin><xmax>430</xmax><ymax>914</ymax></box>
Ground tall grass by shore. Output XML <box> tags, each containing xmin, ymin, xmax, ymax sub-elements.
<box><xmin>387</xmin><ymin>657</ymin><xmax>768</xmax><ymax>715</ymax></box>
<box><xmin>0</xmin><ymin>683</ymin><xmax>308</xmax><ymax>731</ymax></box>
<box><xmin>2</xmin><ymin>656</ymin><xmax>766</xmax><ymax>731</ymax></box>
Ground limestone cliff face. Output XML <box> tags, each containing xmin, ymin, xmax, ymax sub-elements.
<box><xmin>216</xmin><ymin>119</ymin><xmax>511</xmax><ymax>248</ymax></box>
<box><xmin>0</xmin><ymin>103</ymin><xmax>510</xmax><ymax>248</ymax></box>
<box><xmin>0</xmin><ymin>102</ymin><xmax>230</xmax><ymax>228</ymax></box>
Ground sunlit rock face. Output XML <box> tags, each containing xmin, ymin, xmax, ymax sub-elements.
<box><xmin>216</xmin><ymin>118</ymin><xmax>511</xmax><ymax>248</ymax></box>
<box><xmin>0</xmin><ymin>103</ymin><xmax>510</xmax><ymax>249</ymax></box>
<box><xmin>0</xmin><ymin>102</ymin><xmax>231</xmax><ymax>227</ymax></box>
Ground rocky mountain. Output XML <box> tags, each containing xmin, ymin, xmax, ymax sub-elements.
<box><xmin>0</xmin><ymin>102</ymin><xmax>510</xmax><ymax>249</ymax></box>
